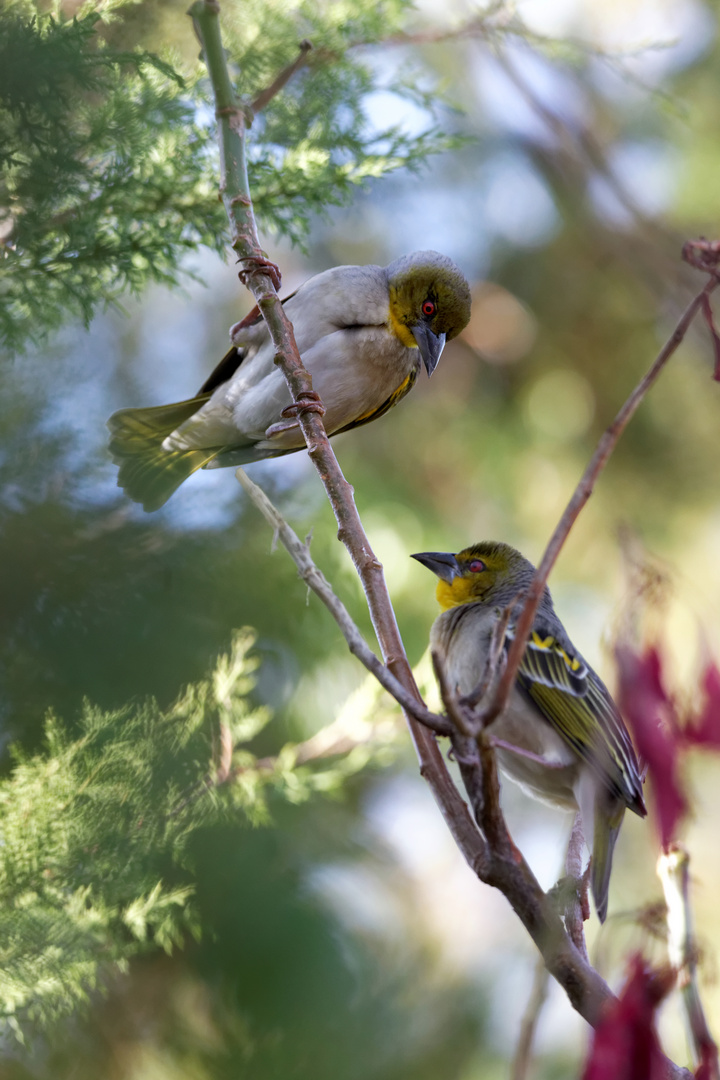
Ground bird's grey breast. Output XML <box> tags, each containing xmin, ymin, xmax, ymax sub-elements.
<box><xmin>430</xmin><ymin>603</ymin><xmax>497</xmax><ymax>696</ymax></box>
<box><xmin>432</xmin><ymin>603</ymin><xmax>579</xmax><ymax>805</ymax></box>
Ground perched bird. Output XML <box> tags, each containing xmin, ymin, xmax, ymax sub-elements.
<box><xmin>412</xmin><ymin>541</ymin><xmax>646</xmax><ymax>922</ymax></box>
<box><xmin>108</xmin><ymin>251</ymin><xmax>471</xmax><ymax>511</ymax></box>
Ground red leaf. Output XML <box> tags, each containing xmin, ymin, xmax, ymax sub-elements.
<box><xmin>582</xmin><ymin>956</ymin><xmax>674</xmax><ymax>1080</ymax></box>
<box><xmin>696</xmin><ymin>1044</ymin><xmax>720</xmax><ymax>1080</ymax></box>
<box><xmin>685</xmin><ymin>664</ymin><xmax>720</xmax><ymax>748</ymax></box>
<box><xmin>616</xmin><ymin>646</ymin><xmax>687</xmax><ymax>849</ymax></box>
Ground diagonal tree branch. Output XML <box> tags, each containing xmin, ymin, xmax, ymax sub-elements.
<box><xmin>251</xmin><ymin>40</ymin><xmax>313</xmax><ymax>113</ymax></box>
<box><xmin>235</xmin><ymin>466</ymin><xmax>451</xmax><ymax>736</ymax></box>
<box><xmin>477</xmin><ymin>269</ymin><xmax>719</xmax><ymax>731</ymax></box>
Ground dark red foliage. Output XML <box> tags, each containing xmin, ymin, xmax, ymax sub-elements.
<box><xmin>685</xmin><ymin>664</ymin><xmax>720</xmax><ymax>748</ymax></box>
<box><xmin>696</xmin><ymin>1042</ymin><xmax>720</xmax><ymax>1080</ymax></box>
<box><xmin>616</xmin><ymin>646</ymin><xmax>687</xmax><ymax>850</ymax></box>
<box><xmin>582</xmin><ymin>956</ymin><xmax>675</xmax><ymax>1080</ymax></box>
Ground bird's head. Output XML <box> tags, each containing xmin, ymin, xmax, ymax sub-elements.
<box><xmin>386</xmin><ymin>251</ymin><xmax>471</xmax><ymax>376</ymax></box>
<box><xmin>412</xmin><ymin>541</ymin><xmax>536</xmax><ymax>611</ymax></box>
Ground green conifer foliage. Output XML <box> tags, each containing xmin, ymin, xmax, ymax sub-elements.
<box><xmin>0</xmin><ymin>631</ymin><xmax>269</xmax><ymax>1035</ymax></box>
<box><xmin>0</xmin><ymin>1</ymin><xmax>456</xmax><ymax>350</ymax></box>
<box><xmin>0</xmin><ymin>625</ymin><xmax>398</xmax><ymax>1038</ymax></box>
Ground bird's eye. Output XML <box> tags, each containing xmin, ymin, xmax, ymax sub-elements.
<box><xmin>422</xmin><ymin>300</ymin><xmax>436</xmax><ymax>317</ymax></box>
<box><xmin>468</xmin><ymin>559</ymin><xmax>485</xmax><ymax>573</ymax></box>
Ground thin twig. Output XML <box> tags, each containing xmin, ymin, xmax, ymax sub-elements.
<box><xmin>658</xmin><ymin>846</ymin><xmax>719</xmax><ymax>1079</ymax></box>
<box><xmin>432</xmin><ymin>651</ymin><xmax>489</xmax><ymax>834</ymax></box>
<box><xmin>511</xmin><ymin>956</ymin><xmax>551</xmax><ymax>1080</ymax></box>
<box><xmin>236</xmin><ymin>467</ymin><xmax>451</xmax><ymax>736</ymax></box>
<box><xmin>431</xmin><ymin>650</ymin><xmax>475</xmax><ymax>737</ymax></box>
<box><xmin>341</xmin><ymin>5</ymin><xmax>665</xmax><ymax>64</ymax></box>
<box><xmin>432</xmin><ymin>650</ymin><xmax>515</xmax><ymax>857</ymax></box>
<box><xmin>476</xmin><ymin>722</ymin><xmax>516</xmax><ymax>860</ymax></box>
<box><xmin>251</xmin><ymin>40</ymin><xmax>313</xmax><ymax>113</ymax></box>
<box><xmin>172</xmin><ymin>683</ymin><xmax>400</xmax><ymax>816</ymax></box>
<box><xmin>495</xmin><ymin>51</ymin><xmax>657</xmax><ymax>236</ymax></box>
<box><xmin>478</xmin><ymin>274</ymin><xmax>719</xmax><ymax>731</ymax></box>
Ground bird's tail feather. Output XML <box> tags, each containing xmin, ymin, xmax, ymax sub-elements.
<box><xmin>107</xmin><ymin>396</ymin><xmax>221</xmax><ymax>511</ymax></box>
<box><xmin>590</xmin><ymin>794</ymin><xmax>625</xmax><ymax>924</ymax></box>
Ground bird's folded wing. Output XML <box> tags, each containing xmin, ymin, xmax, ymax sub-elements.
<box><xmin>508</xmin><ymin>624</ymin><xmax>644</xmax><ymax>808</ymax></box>
<box><xmin>199</xmin><ymin>293</ymin><xmax>299</xmax><ymax>396</ymax></box>
<box><xmin>199</xmin><ymin>346</ymin><xmax>247</xmax><ymax>395</ymax></box>
<box><xmin>515</xmin><ymin>627</ymin><xmax>589</xmax><ymax>694</ymax></box>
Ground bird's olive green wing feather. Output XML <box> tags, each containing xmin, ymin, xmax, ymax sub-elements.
<box><xmin>508</xmin><ymin>625</ymin><xmax>645</xmax><ymax>813</ymax></box>
<box><xmin>107</xmin><ymin>395</ymin><xmax>226</xmax><ymax>512</ymax></box>
<box><xmin>519</xmin><ymin>629</ymin><xmax>589</xmax><ymax>694</ymax></box>
<box><xmin>334</xmin><ymin>368</ymin><xmax>418</xmax><ymax>436</ymax></box>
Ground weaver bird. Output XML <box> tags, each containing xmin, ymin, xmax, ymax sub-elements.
<box><xmin>108</xmin><ymin>251</ymin><xmax>471</xmax><ymax>511</ymax></box>
<box><xmin>412</xmin><ymin>541</ymin><xmax>646</xmax><ymax>922</ymax></box>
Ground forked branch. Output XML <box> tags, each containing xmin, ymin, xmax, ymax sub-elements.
<box><xmin>188</xmin><ymin>2</ymin><xmax>708</xmax><ymax>1064</ymax></box>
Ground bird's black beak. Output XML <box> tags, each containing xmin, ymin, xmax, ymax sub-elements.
<box><xmin>411</xmin><ymin>551</ymin><xmax>461</xmax><ymax>583</ymax></box>
<box><xmin>411</xmin><ymin>323</ymin><xmax>446</xmax><ymax>377</ymax></box>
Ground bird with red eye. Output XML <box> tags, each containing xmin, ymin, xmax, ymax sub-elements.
<box><xmin>411</xmin><ymin>539</ymin><xmax>646</xmax><ymax>924</ymax></box>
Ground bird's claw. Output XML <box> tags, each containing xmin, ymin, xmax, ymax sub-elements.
<box><xmin>280</xmin><ymin>391</ymin><xmax>326</xmax><ymax>420</ymax></box>
<box><xmin>264</xmin><ymin>419</ymin><xmax>299</xmax><ymax>438</ymax></box>
<box><xmin>446</xmin><ymin>745</ymin><xmax>479</xmax><ymax>766</ymax></box>
<box><xmin>238</xmin><ymin>255</ymin><xmax>282</xmax><ymax>291</ymax></box>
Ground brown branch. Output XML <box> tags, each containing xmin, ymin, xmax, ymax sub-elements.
<box><xmin>235</xmin><ymin>467</ymin><xmax>451</xmax><ymax>737</ymax></box>
<box><xmin>476</xmin><ymin>722</ymin><xmax>516</xmax><ymax>860</ymax></box>
<box><xmin>431</xmin><ymin>649</ymin><xmax>610</xmax><ymax>1020</ymax></box>
<box><xmin>175</xmin><ymin>681</ymin><xmax>403</xmax><ymax>815</ymax></box>
<box><xmin>682</xmin><ymin>238</ymin><xmax>720</xmax><ymax>276</ymax></box>
<box><xmin>478</xmin><ymin>272</ymin><xmax>719</xmax><ymax>731</ymax></box>
<box><xmin>251</xmin><ymin>40</ymin><xmax>313</xmax><ymax>113</ymax></box>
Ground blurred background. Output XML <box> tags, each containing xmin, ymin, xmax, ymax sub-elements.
<box><xmin>3</xmin><ymin>0</ymin><xmax>720</xmax><ymax>1075</ymax></box>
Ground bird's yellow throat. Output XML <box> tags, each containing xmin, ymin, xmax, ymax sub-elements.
<box><xmin>388</xmin><ymin>291</ymin><xmax>419</xmax><ymax>349</ymax></box>
<box><xmin>435</xmin><ymin>577</ymin><xmax>478</xmax><ymax>611</ymax></box>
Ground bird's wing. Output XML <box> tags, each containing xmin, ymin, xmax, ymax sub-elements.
<box><xmin>198</xmin><ymin>289</ymin><xmax>304</xmax><ymax>395</ymax></box>
<box><xmin>198</xmin><ymin>345</ymin><xmax>247</xmax><ymax>395</ymax></box>
<box><xmin>508</xmin><ymin>623</ymin><xmax>645</xmax><ymax>811</ymax></box>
